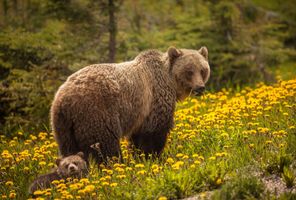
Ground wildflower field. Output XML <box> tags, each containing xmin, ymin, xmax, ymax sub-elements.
<box><xmin>1</xmin><ymin>78</ymin><xmax>296</xmax><ymax>200</ymax></box>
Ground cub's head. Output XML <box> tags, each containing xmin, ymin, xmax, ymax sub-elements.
<box><xmin>56</xmin><ymin>152</ymin><xmax>87</xmax><ymax>178</ymax></box>
<box><xmin>167</xmin><ymin>46</ymin><xmax>210</xmax><ymax>100</ymax></box>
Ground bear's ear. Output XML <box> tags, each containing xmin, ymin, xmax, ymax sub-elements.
<box><xmin>56</xmin><ymin>158</ymin><xmax>62</xmax><ymax>166</ymax></box>
<box><xmin>167</xmin><ymin>47</ymin><xmax>182</xmax><ymax>73</ymax></box>
<box><xmin>77</xmin><ymin>152</ymin><xmax>84</xmax><ymax>158</ymax></box>
<box><xmin>167</xmin><ymin>47</ymin><xmax>182</xmax><ymax>63</ymax></box>
<box><xmin>198</xmin><ymin>46</ymin><xmax>208</xmax><ymax>60</ymax></box>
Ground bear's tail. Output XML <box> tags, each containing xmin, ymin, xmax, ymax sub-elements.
<box><xmin>51</xmin><ymin>104</ymin><xmax>79</xmax><ymax>157</ymax></box>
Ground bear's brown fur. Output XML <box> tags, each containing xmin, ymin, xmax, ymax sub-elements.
<box><xmin>51</xmin><ymin>47</ymin><xmax>210</xmax><ymax>163</ymax></box>
<box><xmin>29</xmin><ymin>152</ymin><xmax>87</xmax><ymax>194</ymax></box>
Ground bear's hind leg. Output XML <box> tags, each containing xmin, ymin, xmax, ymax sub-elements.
<box><xmin>77</xmin><ymin>116</ymin><xmax>123</xmax><ymax>165</ymax></box>
<box><xmin>52</xmin><ymin>107</ymin><xmax>80</xmax><ymax>157</ymax></box>
<box><xmin>131</xmin><ymin>130</ymin><xmax>168</xmax><ymax>158</ymax></box>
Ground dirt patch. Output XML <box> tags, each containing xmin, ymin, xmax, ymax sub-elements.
<box><xmin>262</xmin><ymin>174</ymin><xmax>296</xmax><ymax>197</ymax></box>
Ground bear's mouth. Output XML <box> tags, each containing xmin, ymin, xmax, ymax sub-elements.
<box><xmin>192</xmin><ymin>86</ymin><xmax>205</xmax><ymax>96</ymax></box>
<box><xmin>69</xmin><ymin>170</ymin><xmax>79</xmax><ymax>176</ymax></box>
<box><xmin>193</xmin><ymin>91</ymin><xmax>204</xmax><ymax>96</ymax></box>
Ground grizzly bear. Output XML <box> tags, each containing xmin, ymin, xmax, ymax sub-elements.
<box><xmin>29</xmin><ymin>152</ymin><xmax>88</xmax><ymax>194</ymax></box>
<box><xmin>51</xmin><ymin>47</ymin><xmax>210</xmax><ymax>163</ymax></box>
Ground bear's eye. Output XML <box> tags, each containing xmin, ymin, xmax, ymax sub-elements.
<box><xmin>201</xmin><ymin>69</ymin><xmax>207</xmax><ymax>80</ymax></box>
<box><xmin>185</xmin><ymin>70</ymin><xmax>194</xmax><ymax>80</ymax></box>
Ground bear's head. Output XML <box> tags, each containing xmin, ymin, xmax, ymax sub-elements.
<box><xmin>167</xmin><ymin>46</ymin><xmax>210</xmax><ymax>101</ymax></box>
<box><xmin>56</xmin><ymin>152</ymin><xmax>88</xmax><ymax>178</ymax></box>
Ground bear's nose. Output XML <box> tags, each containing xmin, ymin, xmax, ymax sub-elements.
<box><xmin>69</xmin><ymin>165</ymin><xmax>76</xmax><ymax>171</ymax></box>
<box><xmin>194</xmin><ymin>86</ymin><xmax>205</xmax><ymax>94</ymax></box>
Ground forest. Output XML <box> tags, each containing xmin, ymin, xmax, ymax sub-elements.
<box><xmin>0</xmin><ymin>0</ymin><xmax>295</xmax><ymax>136</ymax></box>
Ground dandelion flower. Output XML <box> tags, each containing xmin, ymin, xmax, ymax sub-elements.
<box><xmin>158</xmin><ymin>196</ymin><xmax>167</xmax><ymax>200</ymax></box>
<box><xmin>5</xmin><ymin>181</ymin><xmax>13</xmax><ymax>186</ymax></box>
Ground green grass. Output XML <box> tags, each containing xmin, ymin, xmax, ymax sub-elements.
<box><xmin>274</xmin><ymin>62</ymin><xmax>296</xmax><ymax>81</ymax></box>
<box><xmin>0</xmin><ymin>78</ymin><xmax>296</xmax><ymax>200</ymax></box>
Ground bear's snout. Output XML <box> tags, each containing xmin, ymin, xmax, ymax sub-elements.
<box><xmin>193</xmin><ymin>86</ymin><xmax>205</xmax><ymax>96</ymax></box>
<box><xmin>68</xmin><ymin>164</ymin><xmax>78</xmax><ymax>173</ymax></box>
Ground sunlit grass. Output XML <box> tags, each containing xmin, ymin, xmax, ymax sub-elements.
<box><xmin>0</xmin><ymin>78</ymin><xmax>296</xmax><ymax>199</ymax></box>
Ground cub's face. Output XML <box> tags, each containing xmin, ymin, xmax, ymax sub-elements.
<box><xmin>56</xmin><ymin>152</ymin><xmax>87</xmax><ymax>177</ymax></box>
<box><xmin>168</xmin><ymin>47</ymin><xmax>210</xmax><ymax>100</ymax></box>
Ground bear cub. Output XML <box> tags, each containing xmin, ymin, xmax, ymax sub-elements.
<box><xmin>29</xmin><ymin>152</ymin><xmax>88</xmax><ymax>194</ymax></box>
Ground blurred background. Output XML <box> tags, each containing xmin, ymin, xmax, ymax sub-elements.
<box><xmin>0</xmin><ymin>0</ymin><xmax>295</xmax><ymax>136</ymax></box>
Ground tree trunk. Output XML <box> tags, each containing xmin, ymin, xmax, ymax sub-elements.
<box><xmin>108</xmin><ymin>0</ymin><xmax>116</xmax><ymax>63</ymax></box>
<box><xmin>0</xmin><ymin>0</ymin><xmax>8</xmax><ymax>26</ymax></box>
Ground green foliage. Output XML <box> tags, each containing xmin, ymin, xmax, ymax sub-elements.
<box><xmin>282</xmin><ymin>166</ymin><xmax>295</xmax><ymax>188</ymax></box>
<box><xmin>278</xmin><ymin>192</ymin><xmax>296</xmax><ymax>200</ymax></box>
<box><xmin>265</xmin><ymin>153</ymin><xmax>292</xmax><ymax>174</ymax></box>
<box><xmin>212</xmin><ymin>176</ymin><xmax>264</xmax><ymax>200</ymax></box>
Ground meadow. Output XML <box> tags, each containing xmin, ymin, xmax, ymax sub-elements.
<box><xmin>1</xmin><ymin>77</ymin><xmax>296</xmax><ymax>200</ymax></box>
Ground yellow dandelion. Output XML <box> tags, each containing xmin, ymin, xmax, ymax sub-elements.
<box><xmin>135</xmin><ymin>164</ymin><xmax>145</xmax><ymax>168</ymax></box>
<box><xmin>79</xmin><ymin>178</ymin><xmax>90</xmax><ymax>184</ymax></box>
<box><xmin>176</xmin><ymin>153</ymin><xmax>184</xmax><ymax>158</ymax></box>
<box><xmin>216</xmin><ymin>178</ymin><xmax>223</xmax><ymax>186</ymax></box>
<box><xmin>69</xmin><ymin>184</ymin><xmax>79</xmax><ymax>190</ymax></box>
<box><xmin>115</xmin><ymin>167</ymin><xmax>124</xmax><ymax>173</ymax></box>
<box><xmin>198</xmin><ymin>156</ymin><xmax>204</xmax><ymax>161</ymax></box>
<box><xmin>48</xmin><ymin>163</ymin><xmax>54</xmax><ymax>167</ymax></box>
<box><xmin>5</xmin><ymin>181</ymin><xmax>13</xmax><ymax>186</ymax></box>
<box><xmin>99</xmin><ymin>177</ymin><xmax>106</xmax><ymax>182</ymax></box>
<box><xmin>151</xmin><ymin>164</ymin><xmax>159</xmax><ymax>169</ymax></box>
<box><xmin>194</xmin><ymin>160</ymin><xmax>201</xmax><ymax>165</ymax></box>
<box><xmin>51</xmin><ymin>180</ymin><xmax>60</xmax><ymax>185</ymax></box>
<box><xmin>110</xmin><ymin>183</ymin><xmax>118</xmax><ymax>187</ymax></box>
<box><xmin>44</xmin><ymin>192</ymin><xmax>51</xmax><ymax>196</ymax></box>
<box><xmin>116</xmin><ymin>175</ymin><xmax>126</xmax><ymax>179</ymax></box>
<box><xmin>102</xmin><ymin>181</ymin><xmax>109</xmax><ymax>186</ymax></box>
<box><xmin>84</xmin><ymin>185</ymin><xmax>95</xmax><ymax>193</ymax></box>
<box><xmin>265</xmin><ymin>140</ymin><xmax>272</xmax><ymax>145</ymax></box>
<box><xmin>77</xmin><ymin>189</ymin><xmax>85</xmax><ymax>195</ymax></box>
<box><xmin>57</xmin><ymin>183</ymin><xmax>66</xmax><ymax>189</ymax></box>
<box><xmin>33</xmin><ymin>190</ymin><xmax>44</xmax><ymax>196</ymax></box>
<box><xmin>66</xmin><ymin>194</ymin><xmax>73</xmax><ymax>199</ymax></box>
<box><xmin>9</xmin><ymin>192</ymin><xmax>16</xmax><ymax>199</ymax></box>
<box><xmin>192</xmin><ymin>154</ymin><xmax>199</xmax><ymax>158</ymax></box>
<box><xmin>137</xmin><ymin>170</ymin><xmax>146</xmax><ymax>175</ymax></box>
<box><xmin>158</xmin><ymin>196</ymin><xmax>167</xmax><ymax>200</ymax></box>
<box><xmin>166</xmin><ymin>157</ymin><xmax>174</xmax><ymax>164</ymax></box>
<box><xmin>125</xmin><ymin>167</ymin><xmax>133</xmax><ymax>171</ymax></box>
<box><xmin>279</xmin><ymin>143</ymin><xmax>285</xmax><ymax>148</ymax></box>
<box><xmin>215</xmin><ymin>153</ymin><xmax>223</xmax><ymax>157</ymax></box>
<box><xmin>209</xmin><ymin>156</ymin><xmax>216</xmax><ymax>161</ymax></box>
<box><xmin>172</xmin><ymin>161</ymin><xmax>184</xmax><ymax>170</ymax></box>
<box><xmin>39</xmin><ymin>161</ymin><xmax>46</xmax><ymax>166</ymax></box>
